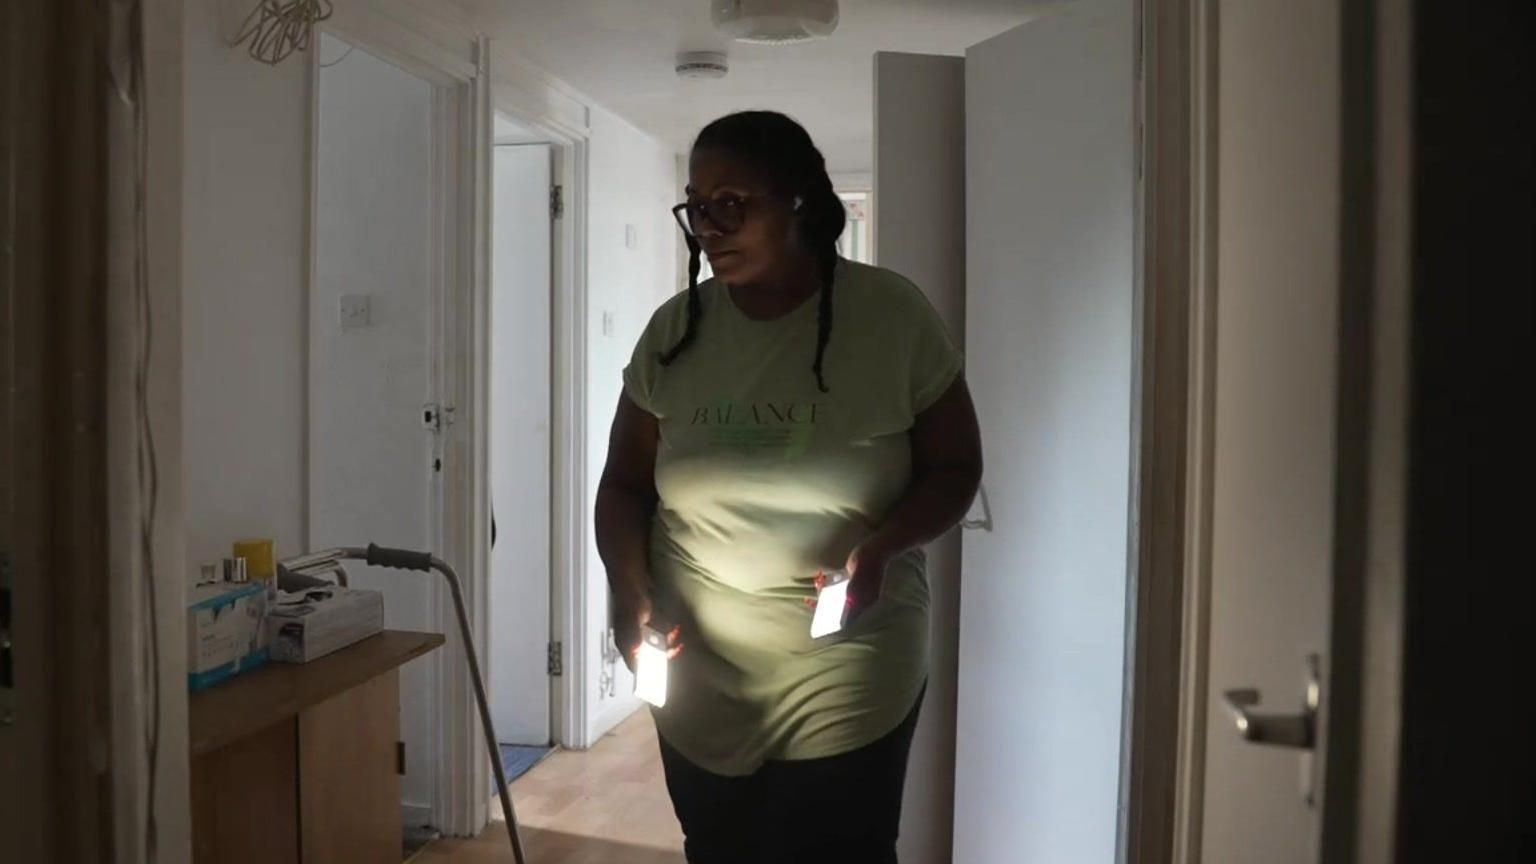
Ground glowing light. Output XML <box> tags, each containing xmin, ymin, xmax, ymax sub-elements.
<box><xmin>811</xmin><ymin>571</ymin><xmax>851</xmax><ymax>638</ymax></box>
<box><xmin>635</xmin><ymin>626</ymin><xmax>669</xmax><ymax>707</ymax></box>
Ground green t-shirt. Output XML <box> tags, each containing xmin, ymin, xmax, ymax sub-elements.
<box><xmin>622</xmin><ymin>260</ymin><xmax>963</xmax><ymax>776</ymax></box>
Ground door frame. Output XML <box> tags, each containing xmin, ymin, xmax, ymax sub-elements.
<box><xmin>307</xmin><ymin>0</ymin><xmax>491</xmax><ymax>837</ymax></box>
<box><xmin>6</xmin><ymin>0</ymin><xmax>190</xmax><ymax>860</ymax></box>
<box><xmin>440</xmin><ymin>50</ymin><xmax>598</xmax><ymax>832</ymax></box>
<box><xmin>1119</xmin><ymin>0</ymin><xmax>1207</xmax><ymax>861</ymax></box>
<box><xmin>1127</xmin><ymin>1</ymin><xmax>1408</xmax><ymax>862</ymax></box>
<box><xmin>3</xmin><ymin>0</ymin><xmax>117</xmax><ymax>859</ymax></box>
<box><xmin>409</xmin><ymin>35</ymin><xmax>598</xmax><ymax>837</ymax></box>
<box><xmin>486</xmin><ymin>53</ymin><xmax>594</xmax><ymax>750</ymax></box>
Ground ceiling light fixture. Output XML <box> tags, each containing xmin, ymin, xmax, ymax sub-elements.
<box><xmin>712</xmin><ymin>0</ymin><xmax>840</xmax><ymax>45</ymax></box>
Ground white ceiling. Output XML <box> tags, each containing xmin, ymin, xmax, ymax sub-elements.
<box><xmin>450</xmin><ymin>0</ymin><xmax>1042</xmax><ymax>173</ymax></box>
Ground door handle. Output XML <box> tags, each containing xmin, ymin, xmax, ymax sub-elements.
<box><xmin>1222</xmin><ymin>654</ymin><xmax>1320</xmax><ymax>750</ymax></box>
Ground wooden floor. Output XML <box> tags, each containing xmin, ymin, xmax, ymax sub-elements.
<box><xmin>414</xmin><ymin>710</ymin><xmax>685</xmax><ymax>864</ymax></box>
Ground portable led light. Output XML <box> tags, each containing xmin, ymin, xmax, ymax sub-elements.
<box><xmin>635</xmin><ymin>625</ymin><xmax>670</xmax><ymax>707</ymax></box>
<box><xmin>811</xmin><ymin>569</ymin><xmax>852</xmax><ymax>638</ymax></box>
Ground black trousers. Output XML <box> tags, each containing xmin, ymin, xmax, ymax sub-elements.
<box><xmin>657</xmin><ymin>689</ymin><xmax>926</xmax><ymax>864</ymax></box>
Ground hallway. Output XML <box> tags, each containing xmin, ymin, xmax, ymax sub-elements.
<box><xmin>414</xmin><ymin>711</ymin><xmax>685</xmax><ymax>863</ymax></box>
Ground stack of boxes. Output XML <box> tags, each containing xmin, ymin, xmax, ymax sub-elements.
<box><xmin>267</xmin><ymin>584</ymin><xmax>385</xmax><ymax>664</ymax></box>
<box><xmin>186</xmin><ymin>579</ymin><xmax>268</xmax><ymax>692</ymax></box>
<box><xmin>187</xmin><ymin>538</ymin><xmax>384</xmax><ymax>692</ymax></box>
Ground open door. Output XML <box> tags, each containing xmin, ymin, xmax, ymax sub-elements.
<box><xmin>872</xmin><ymin>49</ymin><xmax>968</xmax><ymax>864</ymax></box>
<box><xmin>309</xmin><ymin>34</ymin><xmax>439</xmax><ymax>822</ymax></box>
<box><xmin>955</xmin><ymin>2</ymin><xmax>1137</xmax><ymax>862</ymax></box>
<box><xmin>1189</xmin><ymin>1</ymin><xmax>1352</xmax><ymax>860</ymax></box>
<box><xmin>488</xmin><ymin>142</ymin><xmax>554</xmax><ymax>746</ymax></box>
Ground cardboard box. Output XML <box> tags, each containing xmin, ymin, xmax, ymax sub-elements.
<box><xmin>187</xmin><ymin>581</ymin><xmax>269</xmax><ymax>692</ymax></box>
<box><xmin>267</xmin><ymin>585</ymin><xmax>385</xmax><ymax>663</ymax></box>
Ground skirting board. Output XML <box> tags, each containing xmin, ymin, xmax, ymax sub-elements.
<box><xmin>402</xmin><ymin>802</ymin><xmax>434</xmax><ymax>831</ymax></box>
<box><xmin>590</xmin><ymin>693</ymin><xmax>643</xmax><ymax>746</ymax></box>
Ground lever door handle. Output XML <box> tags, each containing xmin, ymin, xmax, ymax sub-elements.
<box><xmin>1221</xmin><ymin>654</ymin><xmax>1320</xmax><ymax>750</ymax></box>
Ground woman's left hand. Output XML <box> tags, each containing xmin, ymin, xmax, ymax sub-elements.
<box><xmin>845</xmin><ymin>541</ymin><xmax>893</xmax><ymax>620</ymax></box>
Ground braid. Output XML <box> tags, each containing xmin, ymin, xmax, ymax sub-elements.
<box><xmin>804</xmin><ymin>171</ymin><xmax>846</xmax><ymax>392</ymax></box>
<box><xmin>812</xmin><ymin>242</ymin><xmax>838</xmax><ymax>393</ymax></box>
<box><xmin>658</xmin><ymin>235</ymin><xmax>703</xmax><ymax>366</ymax></box>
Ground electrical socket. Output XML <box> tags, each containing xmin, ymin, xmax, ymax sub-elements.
<box><xmin>338</xmin><ymin>294</ymin><xmax>371</xmax><ymax>331</ymax></box>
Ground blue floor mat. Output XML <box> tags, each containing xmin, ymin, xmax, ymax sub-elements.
<box><xmin>498</xmin><ymin>743</ymin><xmax>552</xmax><ymax>785</ymax></box>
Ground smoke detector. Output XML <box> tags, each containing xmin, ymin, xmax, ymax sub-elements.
<box><xmin>712</xmin><ymin>0</ymin><xmax>840</xmax><ymax>45</ymax></box>
<box><xmin>676</xmin><ymin>51</ymin><xmax>730</xmax><ymax>80</ymax></box>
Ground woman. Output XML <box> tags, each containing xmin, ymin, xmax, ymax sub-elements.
<box><xmin>595</xmin><ymin>111</ymin><xmax>983</xmax><ymax>864</ymax></box>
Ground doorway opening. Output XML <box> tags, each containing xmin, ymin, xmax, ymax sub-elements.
<box><xmin>835</xmin><ymin>189</ymin><xmax>874</xmax><ymax>265</ymax></box>
<box><xmin>309</xmin><ymin>30</ymin><xmax>443</xmax><ymax>833</ymax></box>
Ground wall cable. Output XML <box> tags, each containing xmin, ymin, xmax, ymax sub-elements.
<box><xmin>106</xmin><ymin>0</ymin><xmax>161</xmax><ymax>859</ymax></box>
<box><xmin>230</xmin><ymin>0</ymin><xmax>335</xmax><ymax>66</ymax></box>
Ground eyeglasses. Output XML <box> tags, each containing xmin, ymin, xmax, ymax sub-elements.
<box><xmin>672</xmin><ymin>194</ymin><xmax>751</xmax><ymax>237</ymax></box>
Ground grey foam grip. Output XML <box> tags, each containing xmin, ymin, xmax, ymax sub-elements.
<box><xmin>365</xmin><ymin>543</ymin><xmax>433</xmax><ymax>572</ymax></box>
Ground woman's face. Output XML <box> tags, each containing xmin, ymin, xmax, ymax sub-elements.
<box><xmin>684</xmin><ymin>148</ymin><xmax>801</xmax><ymax>285</ymax></box>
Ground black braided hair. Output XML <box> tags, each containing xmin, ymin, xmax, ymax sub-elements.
<box><xmin>660</xmin><ymin>111</ymin><xmax>848</xmax><ymax>393</ymax></box>
<box><xmin>658</xmin><ymin>233</ymin><xmax>704</xmax><ymax>366</ymax></box>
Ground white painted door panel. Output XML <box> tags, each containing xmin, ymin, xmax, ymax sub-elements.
<box><xmin>873</xmin><ymin>50</ymin><xmax>967</xmax><ymax>864</ymax></box>
<box><xmin>956</xmin><ymin>3</ymin><xmax>1136</xmax><ymax>863</ymax></box>
<box><xmin>488</xmin><ymin>143</ymin><xmax>553</xmax><ymax>745</ymax></box>
<box><xmin>1199</xmin><ymin>1</ymin><xmax>1341</xmax><ymax>861</ymax></box>
<box><xmin>311</xmin><ymin>35</ymin><xmax>438</xmax><ymax>813</ymax></box>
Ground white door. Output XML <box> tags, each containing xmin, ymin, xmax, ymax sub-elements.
<box><xmin>488</xmin><ymin>143</ymin><xmax>553</xmax><ymax>745</ymax></box>
<box><xmin>310</xmin><ymin>35</ymin><xmax>439</xmax><ymax>814</ymax></box>
<box><xmin>1197</xmin><ymin>1</ymin><xmax>1343</xmax><ymax>860</ymax></box>
<box><xmin>872</xmin><ymin>49</ymin><xmax>967</xmax><ymax>864</ymax></box>
<box><xmin>955</xmin><ymin>2</ymin><xmax>1137</xmax><ymax>863</ymax></box>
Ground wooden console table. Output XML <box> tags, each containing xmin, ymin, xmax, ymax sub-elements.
<box><xmin>189</xmin><ymin>630</ymin><xmax>444</xmax><ymax>864</ymax></box>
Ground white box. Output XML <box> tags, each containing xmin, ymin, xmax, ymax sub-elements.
<box><xmin>187</xmin><ymin>581</ymin><xmax>269</xmax><ymax>692</ymax></box>
<box><xmin>266</xmin><ymin>585</ymin><xmax>385</xmax><ymax>663</ymax></box>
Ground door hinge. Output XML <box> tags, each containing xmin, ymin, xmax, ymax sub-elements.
<box><xmin>550</xmin><ymin>184</ymin><xmax>564</xmax><ymax>220</ymax></box>
<box><xmin>547</xmin><ymin>641</ymin><xmax>563</xmax><ymax>677</ymax></box>
<box><xmin>397</xmin><ymin>740</ymin><xmax>406</xmax><ymax>775</ymax></box>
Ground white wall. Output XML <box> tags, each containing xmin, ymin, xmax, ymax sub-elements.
<box><xmin>310</xmin><ymin>33</ymin><xmax>438</xmax><ymax>816</ymax></box>
<box><xmin>872</xmin><ymin>51</ymin><xmax>967</xmax><ymax>864</ymax></box>
<box><xmin>183</xmin><ymin>3</ymin><xmax>451</xmax><ymax>824</ymax></box>
<box><xmin>187</xmin><ymin>0</ymin><xmax>680</xmax><ymax>791</ymax></box>
<box><xmin>182</xmin><ymin>0</ymin><xmax>310</xmax><ymax>571</ymax></box>
<box><xmin>583</xmin><ymin>104</ymin><xmax>681</xmax><ymax>739</ymax></box>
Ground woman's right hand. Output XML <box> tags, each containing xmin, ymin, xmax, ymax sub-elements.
<box><xmin>613</xmin><ymin>590</ymin><xmax>684</xmax><ymax>674</ymax></box>
<box><xmin>613</xmin><ymin>591</ymin><xmax>653</xmax><ymax>674</ymax></box>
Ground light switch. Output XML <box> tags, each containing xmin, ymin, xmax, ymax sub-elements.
<box><xmin>602</xmin><ymin>310</ymin><xmax>615</xmax><ymax>337</ymax></box>
<box><xmin>625</xmin><ymin>224</ymin><xmax>638</xmax><ymax>250</ymax></box>
<box><xmin>338</xmin><ymin>294</ymin><xmax>371</xmax><ymax>331</ymax></box>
